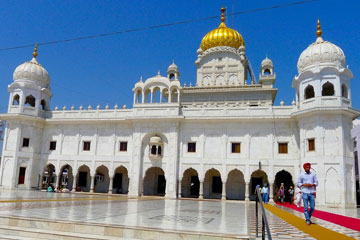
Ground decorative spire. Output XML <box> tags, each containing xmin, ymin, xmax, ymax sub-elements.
<box><xmin>32</xmin><ymin>43</ymin><xmax>38</xmax><ymax>58</ymax></box>
<box><xmin>316</xmin><ymin>18</ymin><xmax>322</xmax><ymax>38</ymax></box>
<box><xmin>221</xmin><ymin>7</ymin><xmax>225</xmax><ymax>23</ymax></box>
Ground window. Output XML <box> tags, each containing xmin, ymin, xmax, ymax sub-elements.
<box><xmin>40</xmin><ymin>99</ymin><xmax>46</xmax><ymax>110</ymax></box>
<box><xmin>304</xmin><ymin>85</ymin><xmax>315</xmax><ymax>100</ymax></box>
<box><xmin>83</xmin><ymin>141</ymin><xmax>91</xmax><ymax>151</ymax></box>
<box><xmin>231</xmin><ymin>142</ymin><xmax>241</xmax><ymax>153</ymax></box>
<box><xmin>13</xmin><ymin>94</ymin><xmax>20</xmax><ymax>105</ymax></box>
<box><xmin>49</xmin><ymin>141</ymin><xmax>57</xmax><ymax>150</ymax></box>
<box><xmin>308</xmin><ymin>139</ymin><xmax>315</xmax><ymax>151</ymax></box>
<box><xmin>18</xmin><ymin>167</ymin><xmax>26</xmax><ymax>184</ymax></box>
<box><xmin>188</xmin><ymin>142</ymin><xmax>196</xmax><ymax>153</ymax></box>
<box><xmin>342</xmin><ymin>84</ymin><xmax>348</xmax><ymax>98</ymax></box>
<box><xmin>25</xmin><ymin>95</ymin><xmax>35</xmax><ymax>107</ymax></box>
<box><xmin>278</xmin><ymin>142</ymin><xmax>288</xmax><ymax>154</ymax></box>
<box><xmin>151</xmin><ymin>145</ymin><xmax>157</xmax><ymax>155</ymax></box>
<box><xmin>322</xmin><ymin>82</ymin><xmax>335</xmax><ymax>96</ymax></box>
<box><xmin>22</xmin><ymin>138</ymin><xmax>29</xmax><ymax>147</ymax></box>
<box><xmin>119</xmin><ymin>142</ymin><xmax>127</xmax><ymax>152</ymax></box>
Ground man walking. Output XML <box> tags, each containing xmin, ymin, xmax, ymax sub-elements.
<box><xmin>297</xmin><ymin>162</ymin><xmax>318</xmax><ymax>225</ymax></box>
<box><xmin>261</xmin><ymin>183</ymin><xmax>269</xmax><ymax>203</ymax></box>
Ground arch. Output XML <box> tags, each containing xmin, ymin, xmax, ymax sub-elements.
<box><xmin>171</xmin><ymin>88</ymin><xmax>179</xmax><ymax>103</ymax></box>
<box><xmin>112</xmin><ymin>166</ymin><xmax>129</xmax><ymax>194</ymax></box>
<box><xmin>58</xmin><ymin>164</ymin><xmax>73</xmax><ymax>191</ymax></box>
<box><xmin>77</xmin><ymin>165</ymin><xmax>91</xmax><ymax>192</ymax></box>
<box><xmin>136</xmin><ymin>89</ymin><xmax>143</xmax><ymax>103</ymax></box>
<box><xmin>94</xmin><ymin>165</ymin><xmax>110</xmax><ymax>193</ymax></box>
<box><xmin>322</xmin><ymin>81</ymin><xmax>335</xmax><ymax>96</ymax></box>
<box><xmin>304</xmin><ymin>85</ymin><xmax>315</xmax><ymax>100</ymax></box>
<box><xmin>226</xmin><ymin>169</ymin><xmax>245</xmax><ymax>200</ymax></box>
<box><xmin>12</xmin><ymin>94</ymin><xmax>20</xmax><ymax>105</ymax></box>
<box><xmin>144</xmin><ymin>89</ymin><xmax>151</xmax><ymax>103</ymax></box>
<box><xmin>161</xmin><ymin>88</ymin><xmax>169</xmax><ymax>103</ymax></box>
<box><xmin>204</xmin><ymin>168</ymin><xmax>222</xmax><ymax>199</ymax></box>
<box><xmin>342</xmin><ymin>84</ymin><xmax>348</xmax><ymax>98</ymax></box>
<box><xmin>215</xmin><ymin>75</ymin><xmax>225</xmax><ymax>85</ymax></box>
<box><xmin>40</xmin><ymin>99</ymin><xmax>46</xmax><ymax>110</ymax></box>
<box><xmin>274</xmin><ymin>170</ymin><xmax>294</xmax><ymax>203</ymax></box>
<box><xmin>152</xmin><ymin>87</ymin><xmax>160</xmax><ymax>103</ymax></box>
<box><xmin>325</xmin><ymin>167</ymin><xmax>340</xmax><ymax>204</ymax></box>
<box><xmin>41</xmin><ymin>163</ymin><xmax>56</xmax><ymax>189</ymax></box>
<box><xmin>250</xmin><ymin>170</ymin><xmax>268</xmax><ymax>201</ymax></box>
<box><xmin>264</xmin><ymin>69</ymin><xmax>271</xmax><ymax>75</ymax></box>
<box><xmin>143</xmin><ymin>167</ymin><xmax>166</xmax><ymax>196</ymax></box>
<box><xmin>181</xmin><ymin>168</ymin><xmax>199</xmax><ymax>198</ymax></box>
<box><xmin>25</xmin><ymin>95</ymin><xmax>35</xmax><ymax>107</ymax></box>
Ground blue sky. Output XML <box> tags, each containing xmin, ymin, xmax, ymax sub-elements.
<box><xmin>0</xmin><ymin>0</ymin><xmax>359</xmax><ymax>112</ymax></box>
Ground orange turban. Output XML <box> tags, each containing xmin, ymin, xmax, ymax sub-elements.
<box><xmin>303</xmin><ymin>162</ymin><xmax>311</xmax><ymax>169</ymax></box>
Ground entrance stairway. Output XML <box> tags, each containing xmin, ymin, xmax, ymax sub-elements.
<box><xmin>0</xmin><ymin>215</ymin><xmax>251</xmax><ymax>240</ymax></box>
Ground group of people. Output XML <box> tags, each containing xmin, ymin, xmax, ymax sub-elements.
<box><xmin>258</xmin><ymin>162</ymin><xmax>318</xmax><ymax>226</ymax></box>
<box><xmin>47</xmin><ymin>184</ymin><xmax>70</xmax><ymax>193</ymax></box>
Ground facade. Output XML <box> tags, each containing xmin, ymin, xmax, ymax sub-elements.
<box><xmin>0</xmin><ymin>9</ymin><xmax>359</xmax><ymax>207</ymax></box>
<box><xmin>351</xmin><ymin>119</ymin><xmax>360</xmax><ymax>205</ymax></box>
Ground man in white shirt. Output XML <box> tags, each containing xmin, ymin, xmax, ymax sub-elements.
<box><xmin>297</xmin><ymin>162</ymin><xmax>318</xmax><ymax>225</ymax></box>
<box><xmin>261</xmin><ymin>183</ymin><xmax>269</xmax><ymax>203</ymax></box>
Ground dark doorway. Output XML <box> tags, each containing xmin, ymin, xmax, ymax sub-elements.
<box><xmin>251</xmin><ymin>177</ymin><xmax>262</xmax><ymax>195</ymax></box>
<box><xmin>78</xmin><ymin>172</ymin><xmax>87</xmax><ymax>187</ymax></box>
<box><xmin>274</xmin><ymin>170</ymin><xmax>294</xmax><ymax>202</ymax></box>
<box><xmin>18</xmin><ymin>167</ymin><xmax>26</xmax><ymax>184</ymax></box>
<box><xmin>157</xmin><ymin>175</ymin><xmax>166</xmax><ymax>195</ymax></box>
<box><xmin>212</xmin><ymin>176</ymin><xmax>222</xmax><ymax>194</ymax></box>
<box><xmin>113</xmin><ymin>173</ymin><xmax>122</xmax><ymax>189</ymax></box>
<box><xmin>190</xmin><ymin>176</ymin><xmax>200</xmax><ymax>196</ymax></box>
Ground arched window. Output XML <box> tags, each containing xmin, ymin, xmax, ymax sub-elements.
<box><xmin>169</xmin><ymin>73</ymin><xmax>175</xmax><ymax>80</ymax></box>
<box><xmin>40</xmin><ymin>99</ymin><xmax>46</xmax><ymax>110</ymax></box>
<box><xmin>153</xmin><ymin>87</ymin><xmax>160</xmax><ymax>103</ymax></box>
<box><xmin>145</xmin><ymin>89</ymin><xmax>151</xmax><ymax>103</ymax></box>
<box><xmin>25</xmin><ymin>95</ymin><xmax>35</xmax><ymax>107</ymax></box>
<box><xmin>322</xmin><ymin>82</ymin><xmax>334</xmax><ymax>96</ymax></box>
<box><xmin>264</xmin><ymin>69</ymin><xmax>271</xmax><ymax>75</ymax></box>
<box><xmin>304</xmin><ymin>85</ymin><xmax>315</xmax><ymax>100</ymax></box>
<box><xmin>342</xmin><ymin>84</ymin><xmax>348</xmax><ymax>98</ymax></box>
<box><xmin>157</xmin><ymin>146</ymin><xmax>162</xmax><ymax>155</ymax></box>
<box><xmin>12</xmin><ymin>94</ymin><xmax>20</xmax><ymax>105</ymax></box>
<box><xmin>151</xmin><ymin>145</ymin><xmax>157</xmax><ymax>155</ymax></box>
<box><xmin>136</xmin><ymin>90</ymin><xmax>142</xmax><ymax>103</ymax></box>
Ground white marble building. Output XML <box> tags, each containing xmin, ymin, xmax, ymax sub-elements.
<box><xmin>0</xmin><ymin>9</ymin><xmax>358</xmax><ymax>207</ymax></box>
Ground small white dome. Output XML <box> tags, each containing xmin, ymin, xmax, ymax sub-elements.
<box><xmin>149</xmin><ymin>136</ymin><xmax>162</xmax><ymax>145</ymax></box>
<box><xmin>13</xmin><ymin>57</ymin><xmax>50</xmax><ymax>86</ymax></box>
<box><xmin>261</xmin><ymin>56</ymin><xmax>273</xmax><ymax>67</ymax></box>
<box><xmin>297</xmin><ymin>37</ymin><xmax>345</xmax><ymax>73</ymax></box>
<box><xmin>168</xmin><ymin>61</ymin><xmax>178</xmax><ymax>71</ymax></box>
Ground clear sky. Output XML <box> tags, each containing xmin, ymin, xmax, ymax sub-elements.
<box><xmin>0</xmin><ymin>0</ymin><xmax>359</xmax><ymax>112</ymax></box>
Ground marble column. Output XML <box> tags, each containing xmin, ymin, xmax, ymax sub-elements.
<box><xmin>108</xmin><ymin>177</ymin><xmax>114</xmax><ymax>194</ymax></box>
<box><xmin>269</xmin><ymin>183</ymin><xmax>274</xmax><ymax>202</ymax></box>
<box><xmin>221</xmin><ymin>181</ymin><xmax>226</xmax><ymax>200</ymax></box>
<box><xmin>199</xmin><ymin>181</ymin><xmax>204</xmax><ymax>199</ymax></box>
<box><xmin>90</xmin><ymin>176</ymin><xmax>95</xmax><ymax>193</ymax></box>
<box><xmin>72</xmin><ymin>174</ymin><xmax>77</xmax><ymax>192</ymax></box>
<box><xmin>245</xmin><ymin>182</ymin><xmax>250</xmax><ymax>201</ymax></box>
<box><xmin>178</xmin><ymin>180</ymin><xmax>182</xmax><ymax>198</ymax></box>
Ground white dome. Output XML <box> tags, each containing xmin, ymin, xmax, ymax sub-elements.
<box><xmin>149</xmin><ymin>136</ymin><xmax>162</xmax><ymax>145</ymax></box>
<box><xmin>297</xmin><ymin>37</ymin><xmax>345</xmax><ymax>73</ymax></box>
<box><xmin>168</xmin><ymin>61</ymin><xmax>178</xmax><ymax>71</ymax></box>
<box><xmin>261</xmin><ymin>56</ymin><xmax>273</xmax><ymax>67</ymax></box>
<box><xmin>13</xmin><ymin>57</ymin><xmax>50</xmax><ymax>85</ymax></box>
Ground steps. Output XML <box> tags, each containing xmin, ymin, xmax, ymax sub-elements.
<box><xmin>0</xmin><ymin>215</ymin><xmax>251</xmax><ymax>240</ymax></box>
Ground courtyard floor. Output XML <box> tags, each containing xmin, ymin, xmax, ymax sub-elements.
<box><xmin>0</xmin><ymin>189</ymin><xmax>358</xmax><ymax>239</ymax></box>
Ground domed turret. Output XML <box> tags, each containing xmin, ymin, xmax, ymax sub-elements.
<box><xmin>13</xmin><ymin>44</ymin><xmax>50</xmax><ymax>88</ymax></box>
<box><xmin>261</xmin><ymin>55</ymin><xmax>274</xmax><ymax>75</ymax></box>
<box><xmin>297</xmin><ymin>19</ymin><xmax>345</xmax><ymax>73</ymax></box>
<box><xmin>259</xmin><ymin>55</ymin><xmax>275</xmax><ymax>88</ymax></box>
<box><xmin>200</xmin><ymin>8</ymin><xmax>245</xmax><ymax>51</ymax></box>
<box><xmin>167</xmin><ymin>61</ymin><xmax>179</xmax><ymax>80</ymax></box>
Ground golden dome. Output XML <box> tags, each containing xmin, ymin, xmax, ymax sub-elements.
<box><xmin>200</xmin><ymin>7</ymin><xmax>245</xmax><ymax>51</ymax></box>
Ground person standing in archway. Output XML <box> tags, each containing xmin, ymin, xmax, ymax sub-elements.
<box><xmin>261</xmin><ymin>183</ymin><xmax>269</xmax><ymax>203</ymax></box>
<box><xmin>297</xmin><ymin>162</ymin><xmax>318</xmax><ymax>225</ymax></box>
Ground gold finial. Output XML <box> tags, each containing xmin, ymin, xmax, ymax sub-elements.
<box><xmin>32</xmin><ymin>43</ymin><xmax>38</xmax><ymax>58</ymax></box>
<box><xmin>221</xmin><ymin>7</ymin><xmax>226</xmax><ymax>23</ymax></box>
<box><xmin>316</xmin><ymin>18</ymin><xmax>322</xmax><ymax>38</ymax></box>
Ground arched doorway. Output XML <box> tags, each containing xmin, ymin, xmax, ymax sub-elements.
<box><xmin>112</xmin><ymin>166</ymin><xmax>129</xmax><ymax>194</ymax></box>
<box><xmin>94</xmin><ymin>165</ymin><xmax>110</xmax><ymax>193</ymax></box>
<box><xmin>274</xmin><ymin>170</ymin><xmax>294</xmax><ymax>202</ymax></box>
<box><xmin>181</xmin><ymin>168</ymin><xmax>200</xmax><ymax>198</ymax></box>
<box><xmin>77</xmin><ymin>165</ymin><xmax>91</xmax><ymax>192</ymax></box>
<box><xmin>58</xmin><ymin>164</ymin><xmax>73</xmax><ymax>190</ymax></box>
<box><xmin>204</xmin><ymin>168</ymin><xmax>222</xmax><ymax>199</ymax></box>
<box><xmin>42</xmin><ymin>164</ymin><xmax>56</xmax><ymax>189</ymax></box>
<box><xmin>143</xmin><ymin>167</ymin><xmax>166</xmax><ymax>196</ymax></box>
<box><xmin>226</xmin><ymin>169</ymin><xmax>245</xmax><ymax>200</ymax></box>
<box><xmin>250</xmin><ymin>170</ymin><xmax>268</xmax><ymax>201</ymax></box>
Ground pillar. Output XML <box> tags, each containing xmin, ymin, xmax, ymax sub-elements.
<box><xmin>269</xmin><ymin>183</ymin><xmax>274</xmax><ymax>202</ymax></box>
<box><xmin>108</xmin><ymin>177</ymin><xmax>114</xmax><ymax>194</ymax></box>
<box><xmin>72</xmin><ymin>174</ymin><xmax>77</xmax><ymax>192</ymax></box>
<box><xmin>178</xmin><ymin>180</ymin><xmax>182</xmax><ymax>198</ymax></box>
<box><xmin>199</xmin><ymin>181</ymin><xmax>204</xmax><ymax>199</ymax></box>
<box><xmin>90</xmin><ymin>176</ymin><xmax>95</xmax><ymax>193</ymax></box>
<box><xmin>222</xmin><ymin>181</ymin><xmax>226</xmax><ymax>200</ymax></box>
<box><xmin>245</xmin><ymin>182</ymin><xmax>250</xmax><ymax>201</ymax></box>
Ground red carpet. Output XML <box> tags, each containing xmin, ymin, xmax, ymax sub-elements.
<box><xmin>275</xmin><ymin>202</ymin><xmax>360</xmax><ymax>231</ymax></box>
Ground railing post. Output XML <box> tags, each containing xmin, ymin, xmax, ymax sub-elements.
<box><xmin>256</xmin><ymin>191</ymin><xmax>259</xmax><ymax>237</ymax></box>
<box><xmin>262</xmin><ymin>215</ymin><xmax>265</xmax><ymax>240</ymax></box>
